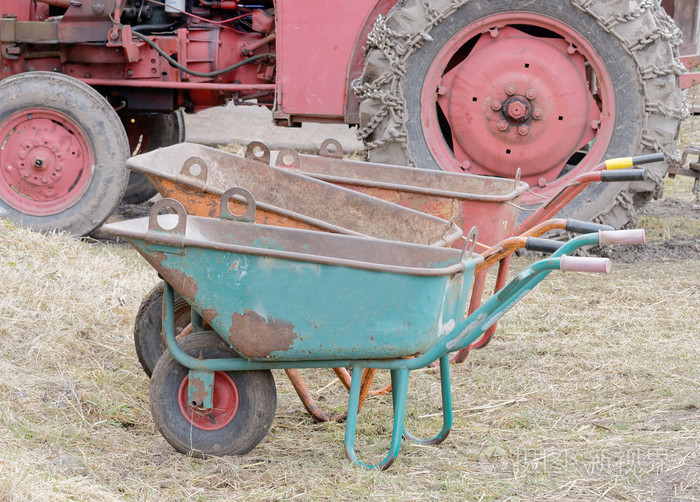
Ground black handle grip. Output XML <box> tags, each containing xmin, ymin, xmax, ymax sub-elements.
<box><xmin>565</xmin><ymin>219</ymin><xmax>614</xmax><ymax>234</ymax></box>
<box><xmin>632</xmin><ymin>153</ymin><xmax>665</xmax><ymax>166</ymax></box>
<box><xmin>525</xmin><ymin>237</ymin><xmax>564</xmax><ymax>254</ymax></box>
<box><xmin>600</xmin><ymin>169</ymin><xmax>647</xmax><ymax>182</ymax></box>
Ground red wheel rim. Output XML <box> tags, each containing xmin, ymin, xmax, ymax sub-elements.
<box><xmin>0</xmin><ymin>108</ymin><xmax>94</xmax><ymax>216</ymax></box>
<box><xmin>178</xmin><ymin>372</ymin><xmax>239</xmax><ymax>431</ymax></box>
<box><xmin>421</xmin><ymin>13</ymin><xmax>614</xmax><ymax>204</ymax></box>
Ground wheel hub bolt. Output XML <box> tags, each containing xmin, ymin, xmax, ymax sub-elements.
<box><xmin>503</xmin><ymin>96</ymin><xmax>532</xmax><ymax>122</ymax></box>
<box><xmin>491</xmin><ymin>99</ymin><xmax>503</xmax><ymax>111</ymax></box>
<box><xmin>538</xmin><ymin>177</ymin><xmax>547</xmax><ymax>187</ymax></box>
<box><xmin>518</xmin><ymin>125</ymin><xmax>530</xmax><ymax>136</ymax></box>
<box><xmin>507</xmin><ymin>103</ymin><xmax>526</xmax><ymax>120</ymax></box>
<box><xmin>526</xmin><ymin>89</ymin><xmax>537</xmax><ymax>100</ymax></box>
<box><xmin>461</xmin><ymin>160</ymin><xmax>472</xmax><ymax>170</ymax></box>
<box><xmin>533</xmin><ymin>109</ymin><xmax>544</xmax><ymax>120</ymax></box>
<box><xmin>41</xmin><ymin>176</ymin><xmax>49</xmax><ymax>184</ymax></box>
<box><xmin>590</xmin><ymin>120</ymin><xmax>601</xmax><ymax>130</ymax></box>
<box><xmin>505</xmin><ymin>84</ymin><xmax>517</xmax><ymax>96</ymax></box>
<box><xmin>496</xmin><ymin>120</ymin><xmax>508</xmax><ymax>131</ymax></box>
<box><xmin>437</xmin><ymin>86</ymin><xmax>448</xmax><ymax>96</ymax></box>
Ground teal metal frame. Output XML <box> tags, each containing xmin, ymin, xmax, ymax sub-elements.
<box><xmin>161</xmin><ymin>231</ymin><xmax>613</xmax><ymax>469</ymax></box>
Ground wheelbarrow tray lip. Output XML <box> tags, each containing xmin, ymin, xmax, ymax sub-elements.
<box><xmin>125</xmin><ymin>143</ymin><xmax>463</xmax><ymax>247</ymax></box>
<box><xmin>101</xmin><ymin>213</ymin><xmax>482</xmax><ymax>276</ymax></box>
<box><xmin>286</xmin><ymin>152</ymin><xmax>529</xmax><ymax>202</ymax></box>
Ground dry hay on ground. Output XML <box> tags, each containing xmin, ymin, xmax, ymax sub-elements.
<box><xmin>0</xmin><ymin>175</ymin><xmax>697</xmax><ymax>501</ymax></box>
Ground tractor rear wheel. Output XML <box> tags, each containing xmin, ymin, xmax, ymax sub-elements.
<box><xmin>0</xmin><ymin>72</ymin><xmax>130</xmax><ymax>235</ymax></box>
<box><xmin>355</xmin><ymin>0</ymin><xmax>685</xmax><ymax>228</ymax></box>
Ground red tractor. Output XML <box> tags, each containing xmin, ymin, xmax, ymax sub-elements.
<box><xmin>0</xmin><ymin>0</ymin><xmax>687</xmax><ymax>235</ymax></box>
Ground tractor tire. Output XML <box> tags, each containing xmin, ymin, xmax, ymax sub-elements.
<box><xmin>355</xmin><ymin>0</ymin><xmax>686</xmax><ymax>228</ymax></box>
<box><xmin>0</xmin><ymin>72</ymin><xmax>130</xmax><ymax>236</ymax></box>
<box><xmin>120</xmin><ymin>110</ymin><xmax>186</xmax><ymax>204</ymax></box>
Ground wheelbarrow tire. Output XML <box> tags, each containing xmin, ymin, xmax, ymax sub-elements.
<box><xmin>133</xmin><ymin>281</ymin><xmax>193</xmax><ymax>378</ymax></box>
<box><xmin>0</xmin><ymin>72</ymin><xmax>130</xmax><ymax>236</ymax></box>
<box><xmin>356</xmin><ymin>0</ymin><xmax>684</xmax><ymax>228</ymax></box>
<box><xmin>150</xmin><ymin>331</ymin><xmax>277</xmax><ymax>458</ymax></box>
<box><xmin>120</xmin><ymin>110</ymin><xmax>186</xmax><ymax>204</ymax></box>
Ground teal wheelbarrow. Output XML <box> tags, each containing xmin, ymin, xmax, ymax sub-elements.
<box><xmin>102</xmin><ymin>189</ymin><xmax>645</xmax><ymax>470</ymax></box>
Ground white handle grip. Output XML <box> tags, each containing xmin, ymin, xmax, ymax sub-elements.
<box><xmin>598</xmin><ymin>229</ymin><xmax>645</xmax><ymax>246</ymax></box>
<box><xmin>560</xmin><ymin>256</ymin><xmax>611</xmax><ymax>274</ymax></box>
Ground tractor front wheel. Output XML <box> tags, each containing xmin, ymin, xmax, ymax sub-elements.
<box><xmin>0</xmin><ymin>72</ymin><xmax>129</xmax><ymax>235</ymax></box>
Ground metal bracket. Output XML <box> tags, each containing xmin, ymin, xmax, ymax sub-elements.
<box><xmin>0</xmin><ymin>16</ymin><xmax>21</xmax><ymax>60</ymax></box>
<box><xmin>188</xmin><ymin>369</ymin><xmax>215</xmax><ymax>409</ymax></box>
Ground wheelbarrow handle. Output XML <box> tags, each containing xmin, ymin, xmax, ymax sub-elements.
<box><xmin>599</xmin><ymin>229</ymin><xmax>646</xmax><ymax>246</ymax></box>
<box><xmin>525</xmin><ymin>237</ymin><xmax>564</xmax><ymax>254</ymax></box>
<box><xmin>605</xmin><ymin>153</ymin><xmax>664</xmax><ymax>170</ymax></box>
<box><xmin>565</xmin><ymin>219</ymin><xmax>614</xmax><ymax>234</ymax></box>
<box><xmin>559</xmin><ymin>255</ymin><xmax>611</xmax><ymax>274</ymax></box>
<box><xmin>600</xmin><ymin>169</ymin><xmax>647</xmax><ymax>182</ymax></box>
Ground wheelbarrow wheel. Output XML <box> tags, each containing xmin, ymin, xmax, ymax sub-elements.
<box><xmin>134</xmin><ymin>281</ymin><xmax>195</xmax><ymax>378</ymax></box>
<box><xmin>150</xmin><ymin>331</ymin><xmax>277</xmax><ymax>458</ymax></box>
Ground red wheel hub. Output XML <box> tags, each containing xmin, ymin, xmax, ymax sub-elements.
<box><xmin>0</xmin><ymin>108</ymin><xmax>94</xmax><ymax>216</ymax></box>
<box><xmin>422</xmin><ymin>15</ymin><xmax>614</xmax><ymax>202</ymax></box>
<box><xmin>178</xmin><ymin>372</ymin><xmax>239</xmax><ymax>431</ymax></box>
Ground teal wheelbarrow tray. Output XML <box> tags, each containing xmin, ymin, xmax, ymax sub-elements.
<box><xmin>102</xmin><ymin>190</ymin><xmax>645</xmax><ymax>470</ymax></box>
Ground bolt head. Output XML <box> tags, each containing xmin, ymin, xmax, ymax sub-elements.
<box><xmin>537</xmin><ymin>177</ymin><xmax>547</xmax><ymax>187</ymax></box>
<box><xmin>507</xmin><ymin>102</ymin><xmax>526</xmax><ymax>120</ymax></box>
<box><xmin>497</xmin><ymin>120</ymin><xmax>508</xmax><ymax>131</ymax></box>
<box><xmin>518</xmin><ymin>125</ymin><xmax>529</xmax><ymax>136</ymax></box>
<box><xmin>505</xmin><ymin>84</ymin><xmax>517</xmax><ymax>96</ymax></box>
<box><xmin>437</xmin><ymin>86</ymin><xmax>448</xmax><ymax>96</ymax></box>
<box><xmin>490</xmin><ymin>99</ymin><xmax>502</xmax><ymax>111</ymax></box>
<box><xmin>461</xmin><ymin>160</ymin><xmax>472</xmax><ymax>170</ymax></box>
<box><xmin>533</xmin><ymin>109</ymin><xmax>544</xmax><ymax>120</ymax></box>
<box><xmin>41</xmin><ymin>176</ymin><xmax>49</xmax><ymax>184</ymax></box>
<box><xmin>526</xmin><ymin>89</ymin><xmax>537</xmax><ymax>100</ymax></box>
<box><xmin>590</xmin><ymin>120</ymin><xmax>601</xmax><ymax>130</ymax></box>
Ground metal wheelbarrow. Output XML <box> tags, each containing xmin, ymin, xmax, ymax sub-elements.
<box><xmin>259</xmin><ymin>143</ymin><xmax>664</xmax><ymax>415</ymax></box>
<box><xmin>127</xmin><ymin>142</ymin><xmax>463</xmax><ymax>379</ymax></box>
<box><xmin>102</xmin><ymin>191</ymin><xmax>646</xmax><ymax>469</ymax></box>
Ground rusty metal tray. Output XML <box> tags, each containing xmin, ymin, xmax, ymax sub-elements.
<box><xmin>126</xmin><ymin>143</ymin><xmax>462</xmax><ymax>247</ymax></box>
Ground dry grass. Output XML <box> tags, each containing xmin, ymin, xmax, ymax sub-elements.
<box><xmin>0</xmin><ymin>172</ymin><xmax>698</xmax><ymax>499</ymax></box>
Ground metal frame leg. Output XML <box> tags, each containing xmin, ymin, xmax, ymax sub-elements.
<box><xmin>344</xmin><ymin>366</ymin><xmax>409</xmax><ymax>470</ymax></box>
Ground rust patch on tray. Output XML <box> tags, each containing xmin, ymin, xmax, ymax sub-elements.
<box><xmin>229</xmin><ymin>309</ymin><xmax>298</xmax><ymax>358</ymax></box>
